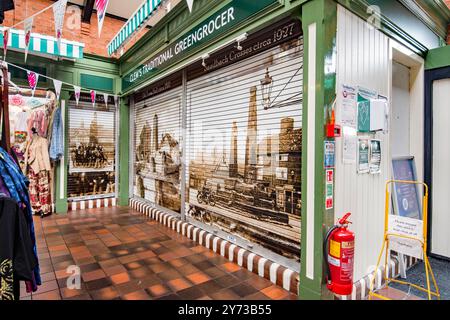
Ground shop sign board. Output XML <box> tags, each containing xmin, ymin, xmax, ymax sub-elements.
<box><xmin>122</xmin><ymin>0</ymin><xmax>279</xmax><ymax>91</ymax></box>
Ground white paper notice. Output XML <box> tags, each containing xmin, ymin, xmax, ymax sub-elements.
<box><xmin>370</xmin><ymin>99</ymin><xmax>387</xmax><ymax>131</ymax></box>
<box><xmin>340</xmin><ymin>84</ymin><xmax>357</xmax><ymax>129</ymax></box>
<box><xmin>388</xmin><ymin>214</ymin><xmax>424</xmax><ymax>259</ymax></box>
<box><xmin>343</xmin><ymin>127</ymin><xmax>357</xmax><ymax>164</ymax></box>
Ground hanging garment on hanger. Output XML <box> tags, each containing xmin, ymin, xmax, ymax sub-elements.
<box><xmin>0</xmin><ymin>197</ymin><xmax>38</xmax><ymax>300</ymax></box>
<box><xmin>0</xmin><ymin>147</ymin><xmax>41</xmax><ymax>291</ymax></box>
<box><xmin>25</xmin><ymin>135</ymin><xmax>52</xmax><ymax>216</ymax></box>
<box><xmin>24</xmin><ymin>135</ymin><xmax>51</xmax><ymax>174</ymax></box>
<box><xmin>28</xmin><ymin>167</ymin><xmax>51</xmax><ymax>215</ymax></box>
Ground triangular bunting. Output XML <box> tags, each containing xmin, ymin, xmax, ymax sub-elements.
<box><xmin>74</xmin><ymin>86</ymin><xmax>81</xmax><ymax>106</ymax></box>
<box><xmin>53</xmin><ymin>0</ymin><xmax>68</xmax><ymax>54</ymax></box>
<box><xmin>103</xmin><ymin>93</ymin><xmax>109</xmax><ymax>108</ymax></box>
<box><xmin>3</xmin><ymin>28</ymin><xmax>9</xmax><ymax>58</ymax></box>
<box><xmin>90</xmin><ymin>90</ymin><xmax>96</xmax><ymax>108</ymax></box>
<box><xmin>114</xmin><ymin>95</ymin><xmax>119</xmax><ymax>108</ymax></box>
<box><xmin>24</xmin><ymin>17</ymin><xmax>34</xmax><ymax>63</ymax></box>
<box><xmin>95</xmin><ymin>0</ymin><xmax>110</xmax><ymax>37</ymax></box>
<box><xmin>53</xmin><ymin>79</ymin><xmax>63</xmax><ymax>100</ymax></box>
<box><xmin>186</xmin><ymin>0</ymin><xmax>194</xmax><ymax>13</ymax></box>
<box><xmin>27</xmin><ymin>71</ymin><xmax>39</xmax><ymax>97</ymax></box>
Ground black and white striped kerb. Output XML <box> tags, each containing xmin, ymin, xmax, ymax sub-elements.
<box><xmin>130</xmin><ymin>198</ymin><xmax>299</xmax><ymax>295</ymax></box>
<box><xmin>68</xmin><ymin>198</ymin><xmax>118</xmax><ymax>211</ymax></box>
<box><xmin>338</xmin><ymin>254</ymin><xmax>419</xmax><ymax>300</ymax></box>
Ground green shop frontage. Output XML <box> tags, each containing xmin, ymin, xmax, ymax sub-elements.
<box><xmin>5</xmin><ymin>0</ymin><xmax>450</xmax><ymax>300</ymax></box>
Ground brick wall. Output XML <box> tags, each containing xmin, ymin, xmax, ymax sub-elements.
<box><xmin>2</xmin><ymin>0</ymin><xmax>147</xmax><ymax>57</ymax></box>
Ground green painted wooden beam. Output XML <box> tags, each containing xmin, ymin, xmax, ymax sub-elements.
<box><xmin>118</xmin><ymin>97</ymin><xmax>130</xmax><ymax>206</ymax></box>
<box><xmin>299</xmin><ymin>0</ymin><xmax>337</xmax><ymax>300</ymax></box>
<box><xmin>425</xmin><ymin>45</ymin><xmax>450</xmax><ymax>70</ymax></box>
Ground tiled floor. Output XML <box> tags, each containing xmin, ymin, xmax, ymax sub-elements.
<box><xmin>21</xmin><ymin>206</ymin><xmax>298</xmax><ymax>300</ymax></box>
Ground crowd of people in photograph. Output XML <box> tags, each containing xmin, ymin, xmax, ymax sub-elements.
<box><xmin>71</xmin><ymin>142</ymin><xmax>110</xmax><ymax>169</ymax></box>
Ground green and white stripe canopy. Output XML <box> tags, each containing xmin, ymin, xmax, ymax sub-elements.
<box><xmin>108</xmin><ymin>0</ymin><xmax>163</xmax><ymax>56</ymax></box>
<box><xmin>0</xmin><ymin>27</ymin><xmax>85</xmax><ymax>60</ymax></box>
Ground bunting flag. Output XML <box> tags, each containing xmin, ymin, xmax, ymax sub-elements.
<box><xmin>53</xmin><ymin>79</ymin><xmax>62</xmax><ymax>100</ymax></box>
<box><xmin>103</xmin><ymin>93</ymin><xmax>109</xmax><ymax>108</ymax></box>
<box><xmin>186</xmin><ymin>0</ymin><xmax>194</xmax><ymax>13</ymax></box>
<box><xmin>3</xmin><ymin>28</ymin><xmax>9</xmax><ymax>58</ymax></box>
<box><xmin>114</xmin><ymin>95</ymin><xmax>119</xmax><ymax>108</ymax></box>
<box><xmin>73</xmin><ymin>85</ymin><xmax>81</xmax><ymax>105</ymax></box>
<box><xmin>53</xmin><ymin>0</ymin><xmax>68</xmax><ymax>53</ymax></box>
<box><xmin>24</xmin><ymin>17</ymin><xmax>34</xmax><ymax>63</ymax></box>
<box><xmin>90</xmin><ymin>90</ymin><xmax>96</xmax><ymax>108</ymax></box>
<box><xmin>27</xmin><ymin>71</ymin><xmax>39</xmax><ymax>97</ymax></box>
<box><xmin>95</xmin><ymin>0</ymin><xmax>110</xmax><ymax>37</ymax></box>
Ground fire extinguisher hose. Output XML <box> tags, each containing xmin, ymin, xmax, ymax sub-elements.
<box><xmin>324</xmin><ymin>225</ymin><xmax>339</xmax><ymax>285</ymax></box>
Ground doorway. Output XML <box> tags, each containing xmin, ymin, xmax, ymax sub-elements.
<box><xmin>425</xmin><ymin>67</ymin><xmax>450</xmax><ymax>260</ymax></box>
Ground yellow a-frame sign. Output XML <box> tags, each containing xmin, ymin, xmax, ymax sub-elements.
<box><xmin>368</xmin><ymin>180</ymin><xmax>440</xmax><ymax>300</ymax></box>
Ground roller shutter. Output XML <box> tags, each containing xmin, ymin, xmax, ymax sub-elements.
<box><xmin>133</xmin><ymin>85</ymin><xmax>183</xmax><ymax>214</ymax></box>
<box><xmin>186</xmin><ymin>38</ymin><xmax>303</xmax><ymax>261</ymax></box>
<box><xmin>68</xmin><ymin>96</ymin><xmax>117</xmax><ymax>200</ymax></box>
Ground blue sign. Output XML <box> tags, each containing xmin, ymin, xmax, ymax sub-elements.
<box><xmin>324</xmin><ymin>141</ymin><xmax>335</xmax><ymax>168</ymax></box>
<box><xmin>392</xmin><ymin>158</ymin><xmax>422</xmax><ymax>220</ymax></box>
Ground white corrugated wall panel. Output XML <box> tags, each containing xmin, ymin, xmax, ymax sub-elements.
<box><xmin>335</xmin><ymin>6</ymin><xmax>391</xmax><ymax>281</ymax></box>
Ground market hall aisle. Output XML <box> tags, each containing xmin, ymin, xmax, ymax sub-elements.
<box><xmin>21</xmin><ymin>206</ymin><xmax>298</xmax><ymax>300</ymax></box>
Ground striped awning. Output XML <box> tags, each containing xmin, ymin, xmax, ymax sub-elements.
<box><xmin>107</xmin><ymin>0</ymin><xmax>163</xmax><ymax>56</ymax></box>
<box><xmin>0</xmin><ymin>27</ymin><xmax>85</xmax><ymax>60</ymax></box>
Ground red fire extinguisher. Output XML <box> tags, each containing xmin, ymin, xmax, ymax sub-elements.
<box><xmin>324</xmin><ymin>213</ymin><xmax>355</xmax><ymax>296</ymax></box>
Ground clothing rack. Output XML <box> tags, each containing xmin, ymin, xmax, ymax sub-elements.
<box><xmin>0</xmin><ymin>62</ymin><xmax>11</xmax><ymax>151</ymax></box>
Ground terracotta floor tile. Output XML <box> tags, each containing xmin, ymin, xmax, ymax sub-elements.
<box><xmin>261</xmin><ymin>285</ymin><xmax>290</xmax><ymax>300</ymax></box>
<box><xmin>122</xmin><ymin>290</ymin><xmax>151</xmax><ymax>300</ymax></box>
<box><xmin>110</xmin><ymin>272</ymin><xmax>131</xmax><ymax>285</ymax></box>
<box><xmin>103</xmin><ymin>264</ymin><xmax>127</xmax><ymax>276</ymax></box>
<box><xmin>82</xmin><ymin>269</ymin><xmax>107</xmax><ymax>282</ymax></box>
<box><xmin>186</xmin><ymin>272</ymin><xmax>211</xmax><ymax>285</ymax></box>
<box><xmin>34</xmin><ymin>280</ymin><xmax>59</xmax><ymax>294</ymax></box>
<box><xmin>60</xmin><ymin>287</ymin><xmax>88</xmax><ymax>299</ymax></box>
<box><xmin>210</xmin><ymin>289</ymin><xmax>241</xmax><ymax>300</ymax></box>
<box><xmin>222</xmin><ymin>262</ymin><xmax>241</xmax><ymax>273</ymax></box>
<box><xmin>90</xmin><ymin>286</ymin><xmax>120</xmax><ymax>300</ymax></box>
<box><xmin>167</xmin><ymin>278</ymin><xmax>193</xmax><ymax>292</ymax></box>
<box><xmin>146</xmin><ymin>284</ymin><xmax>171</xmax><ymax>298</ymax></box>
<box><xmin>32</xmin><ymin>289</ymin><xmax>62</xmax><ymax>300</ymax></box>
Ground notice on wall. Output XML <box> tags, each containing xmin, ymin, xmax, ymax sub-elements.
<box><xmin>342</xmin><ymin>127</ymin><xmax>357</xmax><ymax>164</ymax></box>
<box><xmin>370</xmin><ymin>139</ymin><xmax>382</xmax><ymax>174</ymax></box>
<box><xmin>340</xmin><ymin>84</ymin><xmax>357</xmax><ymax>129</ymax></box>
<box><xmin>325</xmin><ymin>169</ymin><xmax>334</xmax><ymax>210</ymax></box>
<box><xmin>324</xmin><ymin>141</ymin><xmax>336</xmax><ymax>169</ymax></box>
<box><xmin>357</xmin><ymin>137</ymin><xmax>370</xmax><ymax>174</ymax></box>
<box><xmin>357</xmin><ymin>87</ymin><xmax>378</xmax><ymax>133</ymax></box>
<box><xmin>370</xmin><ymin>99</ymin><xmax>388</xmax><ymax>132</ymax></box>
<box><xmin>388</xmin><ymin>215</ymin><xmax>424</xmax><ymax>259</ymax></box>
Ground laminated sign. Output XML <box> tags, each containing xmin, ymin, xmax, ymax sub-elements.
<box><xmin>388</xmin><ymin>215</ymin><xmax>423</xmax><ymax>259</ymax></box>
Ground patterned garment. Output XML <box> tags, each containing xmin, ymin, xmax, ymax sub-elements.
<box><xmin>0</xmin><ymin>197</ymin><xmax>38</xmax><ymax>300</ymax></box>
<box><xmin>28</xmin><ymin>168</ymin><xmax>51</xmax><ymax>215</ymax></box>
<box><xmin>0</xmin><ymin>259</ymin><xmax>13</xmax><ymax>300</ymax></box>
<box><xmin>0</xmin><ymin>147</ymin><xmax>41</xmax><ymax>288</ymax></box>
